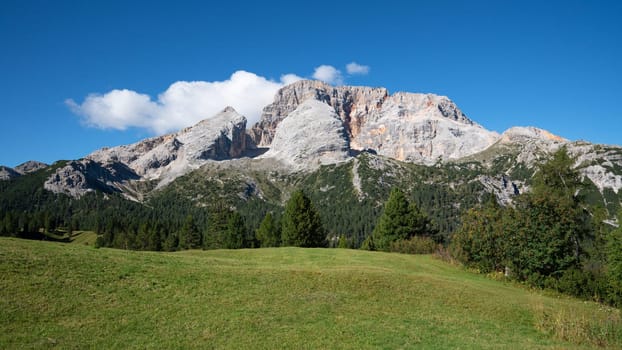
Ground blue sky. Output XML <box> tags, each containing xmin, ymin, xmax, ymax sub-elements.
<box><xmin>1</xmin><ymin>0</ymin><xmax>621</xmax><ymax>167</ymax></box>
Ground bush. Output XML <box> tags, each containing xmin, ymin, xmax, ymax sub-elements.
<box><xmin>389</xmin><ymin>236</ymin><xmax>437</xmax><ymax>255</ymax></box>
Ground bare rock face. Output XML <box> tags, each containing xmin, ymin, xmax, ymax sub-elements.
<box><xmin>497</xmin><ymin>126</ymin><xmax>568</xmax><ymax>165</ymax></box>
<box><xmin>14</xmin><ymin>160</ymin><xmax>48</xmax><ymax>174</ymax></box>
<box><xmin>44</xmin><ymin>107</ymin><xmax>248</xmax><ymax>197</ymax></box>
<box><xmin>44</xmin><ymin>159</ymin><xmax>140</xmax><ymax>198</ymax></box>
<box><xmin>0</xmin><ymin>166</ymin><xmax>20</xmax><ymax>180</ymax></box>
<box><xmin>0</xmin><ymin>161</ymin><xmax>48</xmax><ymax>181</ymax></box>
<box><xmin>261</xmin><ymin>100</ymin><xmax>350</xmax><ymax>171</ymax></box>
<box><xmin>87</xmin><ymin>106</ymin><xmax>247</xmax><ymax>186</ymax></box>
<box><xmin>353</xmin><ymin>93</ymin><xmax>498</xmax><ymax>163</ymax></box>
<box><xmin>477</xmin><ymin>175</ymin><xmax>521</xmax><ymax>206</ymax></box>
<box><xmin>568</xmin><ymin>142</ymin><xmax>622</xmax><ymax>194</ymax></box>
<box><xmin>250</xmin><ymin>80</ymin><xmax>389</xmax><ymax>147</ymax></box>
<box><xmin>250</xmin><ymin>80</ymin><xmax>498</xmax><ymax>164</ymax></box>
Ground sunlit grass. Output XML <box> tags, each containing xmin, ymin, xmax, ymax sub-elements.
<box><xmin>0</xmin><ymin>238</ymin><xmax>619</xmax><ymax>349</ymax></box>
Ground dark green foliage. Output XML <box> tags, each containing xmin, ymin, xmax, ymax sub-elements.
<box><xmin>179</xmin><ymin>215</ymin><xmax>201</xmax><ymax>249</ymax></box>
<box><xmin>503</xmin><ymin>149</ymin><xmax>588</xmax><ymax>284</ymax></box>
<box><xmin>450</xmin><ymin>148</ymin><xmax>621</xmax><ymax>305</ymax></box>
<box><xmin>503</xmin><ymin>194</ymin><xmax>584</xmax><ymax>284</ymax></box>
<box><xmin>450</xmin><ymin>198</ymin><xmax>505</xmax><ymax>272</ymax></box>
<box><xmin>281</xmin><ymin>190</ymin><xmax>326</xmax><ymax>247</ymax></box>
<box><xmin>203</xmin><ymin>203</ymin><xmax>234</xmax><ymax>250</ymax></box>
<box><xmin>605</xmin><ymin>213</ymin><xmax>622</xmax><ymax>306</ymax></box>
<box><xmin>389</xmin><ymin>236</ymin><xmax>437</xmax><ymax>255</ymax></box>
<box><xmin>223</xmin><ymin>212</ymin><xmax>249</xmax><ymax>249</ymax></box>
<box><xmin>371</xmin><ymin>188</ymin><xmax>414</xmax><ymax>250</ymax></box>
<box><xmin>255</xmin><ymin>212</ymin><xmax>280</xmax><ymax>247</ymax></box>
<box><xmin>370</xmin><ymin>188</ymin><xmax>436</xmax><ymax>251</ymax></box>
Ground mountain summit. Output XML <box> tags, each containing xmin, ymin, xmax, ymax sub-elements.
<box><xmin>251</xmin><ymin>80</ymin><xmax>498</xmax><ymax>164</ymax></box>
<box><xmin>2</xmin><ymin>80</ymin><xmax>620</xmax><ymax>206</ymax></box>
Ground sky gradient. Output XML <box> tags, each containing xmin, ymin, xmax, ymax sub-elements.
<box><xmin>1</xmin><ymin>0</ymin><xmax>621</xmax><ymax>167</ymax></box>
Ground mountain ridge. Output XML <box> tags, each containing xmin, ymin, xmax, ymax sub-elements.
<box><xmin>1</xmin><ymin>80</ymin><xmax>621</xmax><ymax>212</ymax></box>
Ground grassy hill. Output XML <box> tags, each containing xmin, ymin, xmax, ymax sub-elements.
<box><xmin>0</xmin><ymin>238</ymin><xmax>620</xmax><ymax>349</ymax></box>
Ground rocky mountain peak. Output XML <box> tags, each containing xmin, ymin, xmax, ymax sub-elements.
<box><xmin>15</xmin><ymin>160</ymin><xmax>48</xmax><ymax>174</ymax></box>
<box><xmin>250</xmin><ymin>80</ymin><xmax>389</xmax><ymax>147</ymax></box>
<box><xmin>45</xmin><ymin>107</ymin><xmax>250</xmax><ymax>198</ymax></box>
<box><xmin>251</xmin><ymin>80</ymin><xmax>497</xmax><ymax>165</ymax></box>
<box><xmin>500</xmin><ymin>126</ymin><xmax>567</xmax><ymax>144</ymax></box>
<box><xmin>0</xmin><ymin>166</ymin><xmax>20</xmax><ymax>180</ymax></box>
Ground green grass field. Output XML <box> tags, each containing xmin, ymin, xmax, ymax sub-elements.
<box><xmin>0</xmin><ymin>238</ymin><xmax>620</xmax><ymax>349</ymax></box>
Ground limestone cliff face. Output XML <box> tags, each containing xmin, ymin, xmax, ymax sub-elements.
<box><xmin>87</xmin><ymin>106</ymin><xmax>247</xmax><ymax>183</ymax></box>
<box><xmin>250</xmin><ymin>80</ymin><xmax>388</xmax><ymax>147</ymax></box>
<box><xmin>261</xmin><ymin>99</ymin><xmax>350</xmax><ymax>170</ymax></box>
<box><xmin>250</xmin><ymin>80</ymin><xmax>498</xmax><ymax>164</ymax></box>
<box><xmin>45</xmin><ymin>107</ymin><xmax>248</xmax><ymax>197</ymax></box>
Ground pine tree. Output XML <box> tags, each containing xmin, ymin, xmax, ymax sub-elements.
<box><xmin>256</xmin><ymin>212</ymin><xmax>280</xmax><ymax>247</ymax></box>
<box><xmin>281</xmin><ymin>190</ymin><xmax>326</xmax><ymax>247</ymax></box>
<box><xmin>371</xmin><ymin>188</ymin><xmax>433</xmax><ymax>250</ymax></box>
<box><xmin>224</xmin><ymin>212</ymin><xmax>247</xmax><ymax>249</ymax></box>
<box><xmin>178</xmin><ymin>215</ymin><xmax>201</xmax><ymax>249</ymax></box>
<box><xmin>204</xmin><ymin>204</ymin><xmax>231</xmax><ymax>249</ymax></box>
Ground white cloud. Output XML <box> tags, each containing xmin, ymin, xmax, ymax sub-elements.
<box><xmin>346</xmin><ymin>62</ymin><xmax>370</xmax><ymax>75</ymax></box>
<box><xmin>312</xmin><ymin>65</ymin><xmax>343</xmax><ymax>85</ymax></box>
<box><xmin>66</xmin><ymin>89</ymin><xmax>159</xmax><ymax>131</ymax></box>
<box><xmin>66</xmin><ymin>71</ymin><xmax>291</xmax><ymax>134</ymax></box>
<box><xmin>68</xmin><ymin>63</ymin><xmax>369</xmax><ymax>134</ymax></box>
<box><xmin>280</xmin><ymin>73</ymin><xmax>304</xmax><ymax>85</ymax></box>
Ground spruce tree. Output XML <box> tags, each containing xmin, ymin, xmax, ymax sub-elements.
<box><xmin>281</xmin><ymin>190</ymin><xmax>326</xmax><ymax>247</ymax></box>
<box><xmin>224</xmin><ymin>212</ymin><xmax>247</xmax><ymax>249</ymax></box>
<box><xmin>371</xmin><ymin>188</ymin><xmax>421</xmax><ymax>250</ymax></box>
<box><xmin>256</xmin><ymin>212</ymin><xmax>280</xmax><ymax>247</ymax></box>
<box><xmin>179</xmin><ymin>215</ymin><xmax>201</xmax><ymax>249</ymax></box>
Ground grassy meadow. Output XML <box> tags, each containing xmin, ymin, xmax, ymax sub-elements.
<box><xmin>0</xmin><ymin>237</ymin><xmax>620</xmax><ymax>349</ymax></box>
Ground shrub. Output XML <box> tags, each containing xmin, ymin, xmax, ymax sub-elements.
<box><xmin>389</xmin><ymin>236</ymin><xmax>437</xmax><ymax>255</ymax></box>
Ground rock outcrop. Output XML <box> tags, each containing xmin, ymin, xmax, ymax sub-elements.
<box><xmin>44</xmin><ymin>159</ymin><xmax>140</xmax><ymax>198</ymax></box>
<box><xmin>87</xmin><ymin>106</ymin><xmax>248</xmax><ymax>185</ymax></box>
<box><xmin>250</xmin><ymin>80</ymin><xmax>498</xmax><ymax>164</ymax></box>
<box><xmin>44</xmin><ymin>107</ymin><xmax>249</xmax><ymax>197</ymax></box>
<box><xmin>0</xmin><ymin>166</ymin><xmax>20</xmax><ymax>180</ymax></box>
<box><xmin>261</xmin><ymin>100</ymin><xmax>350</xmax><ymax>170</ymax></box>
<box><xmin>0</xmin><ymin>161</ymin><xmax>48</xmax><ymax>181</ymax></box>
<box><xmin>14</xmin><ymin>160</ymin><xmax>48</xmax><ymax>174</ymax></box>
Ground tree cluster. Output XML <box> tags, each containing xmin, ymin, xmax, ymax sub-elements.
<box><xmin>363</xmin><ymin>187</ymin><xmax>438</xmax><ymax>252</ymax></box>
<box><xmin>450</xmin><ymin>149</ymin><xmax>622</xmax><ymax>306</ymax></box>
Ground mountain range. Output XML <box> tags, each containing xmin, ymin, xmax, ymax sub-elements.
<box><xmin>2</xmin><ymin>80</ymin><xmax>621</xmax><ymax>234</ymax></box>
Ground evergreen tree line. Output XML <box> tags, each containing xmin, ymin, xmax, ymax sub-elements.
<box><xmin>450</xmin><ymin>149</ymin><xmax>622</xmax><ymax>307</ymax></box>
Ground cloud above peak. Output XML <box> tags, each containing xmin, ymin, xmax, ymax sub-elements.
<box><xmin>68</xmin><ymin>63</ymin><xmax>371</xmax><ymax>134</ymax></box>
<box><xmin>346</xmin><ymin>62</ymin><xmax>370</xmax><ymax>75</ymax></box>
<box><xmin>312</xmin><ymin>65</ymin><xmax>343</xmax><ymax>85</ymax></box>
<box><xmin>67</xmin><ymin>71</ymin><xmax>286</xmax><ymax>134</ymax></box>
